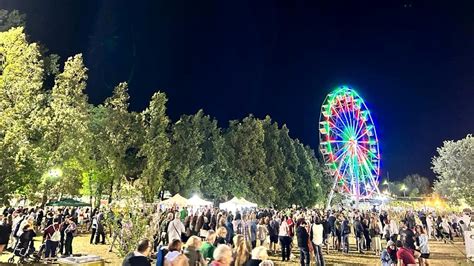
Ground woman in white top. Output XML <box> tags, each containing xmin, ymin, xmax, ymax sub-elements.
<box><xmin>415</xmin><ymin>225</ymin><xmax>430</xmax><ymax>266</ymax></box>
<box><xmin>278</xmin><ymin>216</ymin><xmax>291</xmax><ymax>261</ymax></box>
<box><xmin>311</xmin><ymin>216</ymin><xmax>325</xmax><ymax>266</ymax></box>
<box><xmin>256</xmin><ymin>218</ymin><xmax>268</xmax><ymax>246</ymax></box>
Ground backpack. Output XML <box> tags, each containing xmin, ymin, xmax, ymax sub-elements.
<box><xmin>51</xmin><ymin>225</ymin><xmax>61</xmax><ymax>242</ymax></box>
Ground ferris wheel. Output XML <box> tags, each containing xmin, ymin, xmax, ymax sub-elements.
<box><xmin>319</xmin><ymin>86</ymin><xmax>380</xmax><ymax>207</ymax></box>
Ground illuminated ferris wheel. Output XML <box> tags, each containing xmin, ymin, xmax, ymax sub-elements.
<box><xmin>319</xmin><ymin>86</ymin><xmax>381</xmax><ymax>206</ymax></box>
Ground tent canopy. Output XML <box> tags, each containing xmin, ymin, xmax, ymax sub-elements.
<box><xmin>188</xmin><ymin>195</ymin><xmax>213</xmax><ymax>206</ymax></box>
<box><xmin>160</xmin><ymin>193</ymin><xmax>189</xmax><ymax>207</ymax></box>
<box><xmin>46</xmin><ymin>198</ymin><xmax>91</xmax><ymax>207</ymax></box>
<box><xmin>219</xmin><ymin>197</ymin><xmax>257</xmax><ymax>210</ymax></box>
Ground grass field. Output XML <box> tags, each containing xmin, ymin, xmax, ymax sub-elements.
<box><xmin>0</xmin><ymin>233</ymin><xmax>472</xmax><ymax>265</ymax></box>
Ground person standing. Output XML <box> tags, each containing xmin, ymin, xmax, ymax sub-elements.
<box><xmin>167</xmin><ymin>213</ymin><xmax>185</xmax><ymax>244</ymax></box>
<box><xmin>278</xmin><ymin>216</ymin><xmax>291</xmax><ymax>261</ymax></box>
<box><xmin>256</xmin><ymin>218</ymin><xmax>268</xmax><ymax>247</ymax></box>
<box><xmin>43</xmin><ymin>218</ymin><xmax>61</xmax><ymax>259</ymax></box>
<box><xmin>96</xmin><ymin>210</ymin><xmax>106</xmax><ymax>244</ymax></box>
<box><xmin>0</xmin><ymin>215</ymin><xmax>12</xmax><ymax>254</ymax></box>
<box><xmin>296</xmin><ymin>219</ymin><xmax>310</xmax><ymax>266</ymax></box>
<box><xmin>311</xmin><ymin>216</ymin><xmax>325</xmax><ymax>266</ymax></box>
<box><xmin>341</xmin><ymin>216</ymin><xmax>350</xmax><ymax>253</ymax></box>
<box><xmin>267</xmin><ymin>216</ymin><xmax>279</xmax><ymax>255</ymax></box>
<box><xmin>64</xmin><ymin>216</ymin><xmax>77</xmax><ymax>256</ymax></box>
<box><xmin>369</xmin><ymin>216</ymin><xmax>382</xmax><ymax>256</ymax></box>
<box><xmin>415</xmin><ymin>225</ymin><xmax>430</xmax><ymax>266</ymax></box>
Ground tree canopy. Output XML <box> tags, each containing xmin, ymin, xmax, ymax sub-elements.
<box><xmin>0</xmin><ymin>23</ymin><xmax>331</xmax><ymax>207</ymax></box>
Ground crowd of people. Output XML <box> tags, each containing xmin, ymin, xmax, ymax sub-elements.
<box><xmin>0</xmin><ymin>204</ymin><xmax>471</xmax><ymax>266</ymax></box>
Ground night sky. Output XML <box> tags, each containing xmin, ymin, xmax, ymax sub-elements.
<box><xmin>2</xmin><ymin>0</ymin><xmax>473</xmax><ymax>181</ymax></box>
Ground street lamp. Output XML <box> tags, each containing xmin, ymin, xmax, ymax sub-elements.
<box><xmin>400</xmin><ymin>184</ymin><xmax>407</xmax><ymax>197</ymax></box>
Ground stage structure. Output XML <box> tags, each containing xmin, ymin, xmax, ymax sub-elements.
<box><xmin>319</xmin><ymin>86</ymin><xmax>381</xmax><ymax>208</ymax></box>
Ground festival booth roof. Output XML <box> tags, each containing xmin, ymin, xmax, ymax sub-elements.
<box><xmin>188</xmin><ymin>195</ymin><xmax>213</xmax><ymax>206</ymax></box>
<box><xmin>46</xmin><ymin>198</ymin><xmax>91</xmax><ymax>207</ymax></box>
<box><xmin>159</xmin><ymin>194</ymin><xmax>189</xmax><ymax>207</ymax></box>
<box><xmin>219</xmin><ymin>197</ymin><xmax>257</xmax><ymax>210</ymax></box>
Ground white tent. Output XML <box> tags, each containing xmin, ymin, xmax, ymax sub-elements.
<box><xmin>159</xmin><ymin>193</ymin><xmax>189</xmax><ymax>207</ymax></box>
<box><xmin>238</xmin><ymin>197</ymin><xmax>258</xmax><ymax>208</ymax></box>
<box><xmin>188</xmin><ymin>195</ymin><xmax>213</xmax><ymax>207</ymax></box>
<box><xmin>219</xmin><ymin>197</ymin><xmax>241</xmax><ymax>210</ymax></box>
<box><xmin>219</xmin><ymin>197</ymin><xmax>258</xmax><ymax>211</ymax></box>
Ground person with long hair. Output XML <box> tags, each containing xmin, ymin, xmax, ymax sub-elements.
<box><xmin>278</xmin><ymin>215</ymin><xmax>291</xmax><ymax>261</ymax></box>
<box><xmin>415</xmin><ymin>225</ymin><xmax>430</xmax><ymax>266</ymax></box>
<box><xmin>184</xmin><ymin>236</ymin><xmax>206</xmax><ymax>266</ymax></box>
<box><xmin>369</xmin><ymin>216</ymin><xmax>382</xmax><ymax>256</ymax></box>
<box><xmin>256</xmin><ymin>218</ymin><xmax>268</xmax><ymax>247</ymax></box>
<box><xmin>233</xmin><ymin>234</ymin><xmax>250</xmax><ymax>266</ymax></box>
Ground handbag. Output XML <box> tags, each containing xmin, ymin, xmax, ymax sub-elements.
<box><xmin>173</xmin><ymin>222</ymin><xmax>187</xmax><ymax>242</ymax></box>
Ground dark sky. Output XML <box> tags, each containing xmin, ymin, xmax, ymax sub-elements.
<box><xmin>2</xmin><ymin>0</ymin><xmax>473</xmax><ymax>181</ymax></box>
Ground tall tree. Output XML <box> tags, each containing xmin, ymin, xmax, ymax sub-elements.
<box><xmin>0</xmin><ymin>27</ymin><xmax>45</xmax><ymax>203</ymax></box>
<box><xmin>224</xmin><ymin>116</ymin><xmax>269</xmax><ymax>204</ymax></box>
<box><xmin>432</xmin><ymin>135</ymin><xmax>474</xmax><ymax>205</ymax></box>
<box><xmin>38</xmin><ymin>54</ymin><xmax>90</xmax><ymax>204</ymax></box>
<box><xmin>139</xmin><ymin>92</ymin><xmax>170</xmax><ymax>202</ymax></box>
<box><xmin>276</xmin><ymin>124</ymin><xmax>299</xmax><ymax>207</ymax></box>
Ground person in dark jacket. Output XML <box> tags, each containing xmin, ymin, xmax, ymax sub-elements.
<box><xmin>122</xmin><ymin>239</ymin><xmax>152</xmax><ymax>266</ymax></box>
<box><xmin>341</xmin><ymin>216</ymin><xmax>350</xmax><ymax>253</ymax></box>
<box><xmin>296</xmin><ymin>219</ymin><xmax>310</xmax><ymax>266</ymax></box>
<box><xmin>353</xmin><ymin>217</ymin><xmax>365</xmax><ymax>254</ymax></box>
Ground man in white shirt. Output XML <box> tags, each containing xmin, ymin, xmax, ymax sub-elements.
<box><xmin>167</xmin><ymin>213</ymin><xmax>185</xmax><ymax>243</ymax></box>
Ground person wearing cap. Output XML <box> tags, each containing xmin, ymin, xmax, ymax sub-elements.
<box><xmin>380</xmin><ymin>240</ymin><xmax>397</xmax><ymax>266</ymax></box>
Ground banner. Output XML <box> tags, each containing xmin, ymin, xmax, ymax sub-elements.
<box><xmin>465</xmin><ymin>231</ymin><xmax>474</xmax><ymax>260</ymax></box>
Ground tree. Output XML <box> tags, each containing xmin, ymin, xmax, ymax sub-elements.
<box><xmin>0</xmin><ymin>10</ymin><xmax>26</xmax><ymax>32</ymax></box>
<box><xmin>276</xmin><ymin>124</ymin><xmax>299</xmax><ymax>207</ymax></box>
<box><xmin>224</xmin><ymin>116</ymin><xmax>269</xmax><ymax>204</ymax></box>
<box><xmin>0</xmin><ymin>27</ymin><xmax>45</xmax><ymax>203</ymax></box>
<box><xmin>432</xmin><ymin>135</ymin><xmax>474</xmax><ymax>205</ymax></box>
<box><xmin>37</xmin><ymin>54</ymin><xmax>91</xmax><ymax>204</ymax></box>
<box><xmin>139</xmin><ymin>92</ymin><xmax>170</xmax><ymax>202</ymax></box>
<box><xmin>402</xmin><ymin>174</ymin><xmax>431</xmax><ymax>196</ymax></box>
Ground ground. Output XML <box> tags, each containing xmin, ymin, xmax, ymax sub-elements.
<box><xmin>0</xmin><ymin>233</ymin><xmax>472</xmax><ymax>265</ymax></box>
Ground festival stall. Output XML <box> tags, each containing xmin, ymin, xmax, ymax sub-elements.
<box><xmin>188</xmin><ymin>195</ymin><xmax>213</xmax><ymax>207</ymax></box>
<box><xmin>219</xmin><ymin>197</ymin><xmax>258</xmax><ymax>212</ymax></box>
<box><xmin>159</xmin><ymin>193</ymin><xmax>189</xmax><ymax>207</ymax></box>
